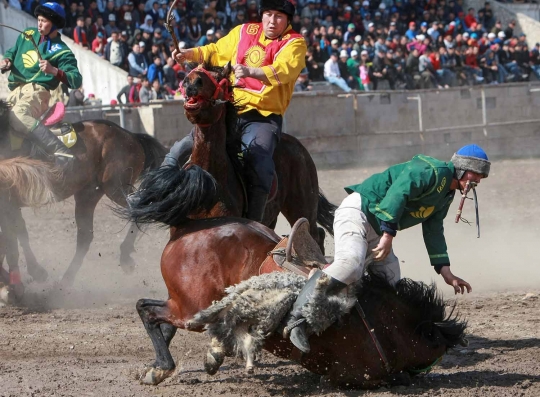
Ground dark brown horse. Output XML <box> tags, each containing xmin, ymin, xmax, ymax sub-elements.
<box><xmin>125</xmin><ymin>63</ymin><xmax>336</xmax><ymax>249</ymax></box>
<box><xmin>0</xmin><ymin>100</ymin><xmax>166</xmax><ymax>290</ymax></box>
<box><xmin>135</xmin><ymin>218</ymin><xmax>466</xmax><ymax>387</ymax></box>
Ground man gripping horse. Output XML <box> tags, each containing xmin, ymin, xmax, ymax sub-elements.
<box><xmin>1</xmin><ymin>2</ymin><xmax>82</xmax><ymax>167</ymax></box>
<box><xmin>285</xmin><ymin>144</ymin><xmax>491</xmax><ymax>353</ymax></box>
<box><xmin>166</xmin><ymin>0</ymin><xmax>306</xmax><ymax>222</ymax></box>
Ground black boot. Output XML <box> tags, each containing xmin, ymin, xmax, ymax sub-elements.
<box><xmin>246</xmin><ymin>187</ymin><xmax>268</xmax><ymax>223</ymax></box>
<box><xmin>30</xmin><ymin>123</ymin><xmax>74</xmax><ymax>168</ymax></box>
<box><xmin>284</xmin><ymin>270</ymin><xmax>346</xmax><ymax>353</ymax></box>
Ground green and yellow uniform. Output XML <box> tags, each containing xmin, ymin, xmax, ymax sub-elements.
<box><xmin>345</xmin><ymin>154</ymin><xmax>456</xmax><ymax>267</ymax></box>
<box><xmin>3</xmin><ymin>28</ymin><xmax>82</xmax><ymax>149</ymax></box>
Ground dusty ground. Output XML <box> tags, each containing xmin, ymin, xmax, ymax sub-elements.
<box><xmin>1</xmin><ymin>158</ymin><xmax>539</xmax><ymax>397</ymax></box>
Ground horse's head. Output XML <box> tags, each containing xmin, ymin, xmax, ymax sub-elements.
<box><xmin>182</xmin><ymin>62</ymin><xmax>233</xmax><ymax>126</ymax></box>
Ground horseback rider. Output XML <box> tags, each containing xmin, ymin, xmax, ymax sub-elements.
<box><xmin>0</xmin><ymin>2</ymin><xmax>82</xmax><ymax>167</ymax></box>
<box><xmin>166</xmin><ymin>0</ymin><xmax>306</xmax><ymax>222</ymax></box>
<box><xmin>285</xmin><ymin>144</ymin><xmax>491</xmax><ymax>353</ymax></box>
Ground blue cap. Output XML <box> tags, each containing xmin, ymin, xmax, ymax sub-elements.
<box><xmin>421</xmin><ymin>21</ymin><xmax>428</xmax><ymax>27</ymax></box>
<box><xmin>456</xmin><ymin>144</ymin><xmax>488</xmax><ymax>160</ymax></box>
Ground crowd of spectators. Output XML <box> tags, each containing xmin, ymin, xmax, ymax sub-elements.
<box><xmin>7</xmin><ymin>0</ymin><xmax>540</xmax><ymax>95</ymax></box>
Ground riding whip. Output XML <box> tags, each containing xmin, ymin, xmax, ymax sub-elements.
<box><xmin>0</xmin><ymin>24</ymin><xmax>42</xmax><ymax>60</ymax></box>
<box><xmin>165</xmin><ymin>0</ymin><xmax>181</xmax><ymax>50</ymax></box>
<box><xmin>455</xmin><ymin>180</ymin><xmax>481</xmax><ymax>238</ymax></box>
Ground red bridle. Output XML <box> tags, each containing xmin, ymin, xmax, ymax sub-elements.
<box><xmin>182</xmin><ymin>65</ymin><xmax>232</xmax><ymax>103</ymax></box>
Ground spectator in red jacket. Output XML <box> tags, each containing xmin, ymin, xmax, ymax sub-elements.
<box><xmin>464</xmin><ymin>8</ymin><xmax>477</xmax><ymax>28</ymax></box>
<box><xmin>73</xmin><ymin>16</ymin><xmax>88</xmax><ymax>47</ymax></box>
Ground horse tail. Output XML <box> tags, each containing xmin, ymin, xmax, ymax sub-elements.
<box><xmin>0</xmin><ymin>158</ymin><xmax>58</xmax><ymax>207</ymax></box>
<box><xmin>317</xmin><ymin>190</ymin><xmax>337</xmax><ymax>236</ymax></box>
<box><xmin>120</xmin><ymin>162</ymin><xmax>218</xmax><ymax>227</ymax></box>
<box><xmin>132</xmin><ymin>133</ymin><xmax>167</xmax><ymax>174</ymax></box>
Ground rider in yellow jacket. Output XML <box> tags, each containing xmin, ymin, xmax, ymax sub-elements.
<box><xmin>166</xmin><ymin>0</ymin><xmax>306</xmax><ymax>222</ymax></box>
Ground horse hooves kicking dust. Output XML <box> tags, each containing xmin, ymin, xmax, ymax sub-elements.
<box><xmin>139</xmin><ymin>367</ymin><xmax>175</xmax><ymax>385</ymax></box>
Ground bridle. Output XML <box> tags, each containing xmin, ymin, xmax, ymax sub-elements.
<box><xmin>181</xmin><ymin>66</ymin><xmax>233</xmax><ymax>127</ymax></box>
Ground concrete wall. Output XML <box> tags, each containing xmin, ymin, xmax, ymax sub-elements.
<box><xmin>0</xmin><ymin>6</ymin><xmax>127</xmax><ymax>102</ymax></box>
<box><xmin>467</xmin><ymin>0</ymin><xmax>540</xmax><ymax>49</ymax></box>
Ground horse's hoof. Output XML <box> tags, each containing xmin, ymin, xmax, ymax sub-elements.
<box><xmin>28</xmin><ymin>264</ymin><xmax>48</xmax><ymax>283</ymax></box>
<box><xmin>10</xmin><ymin>283</ymin><xmax>24</xmax><ymax>302</ymax></box>
<box><xmin>139</xmin><ymin>367</ymin><xmax>174</xmax><ymax>385</ymax></box>
<box><xmin>204</xmin><ymin>350</ymin><xmax>224</xmax><ymax>375</ymax></box>
<box><xmin>0</xmin><ymin>284</ymin><xmax>10</xmax><ymax>306</ymax></box>
<box><xmin>245</xmin><ymin>365</ymin><xmax>254</xmax><ymax>374</ymax></box>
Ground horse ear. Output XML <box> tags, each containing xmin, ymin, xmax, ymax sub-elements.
<box><xmin>223</xmin><ymin>62</ymin><xmax>232</xmax><ymax>77</ymax></box>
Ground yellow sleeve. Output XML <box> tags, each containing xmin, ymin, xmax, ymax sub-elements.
<box><xmin>188</xmin><ymin>26</ymin><xmax>241</xmax><ymax>66</ymax></box>
<box><xmin>261</xmin><ymin>38</ymin><xmax>307</xmax><ymax>87</ymax></box>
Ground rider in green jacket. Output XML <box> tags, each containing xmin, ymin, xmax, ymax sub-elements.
<box><xmin>1</xmin><ymin>2</ymin><xmax>82</xmax><ymax>166</ymax></box>
<box><xmin>285</xmin><ymin>144</ymin><xmax>491</xmax><ymax>353</ymax></box>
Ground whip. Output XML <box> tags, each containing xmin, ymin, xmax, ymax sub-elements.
<box><xmin>455</xmin><ymin>180</ymin><xmax>481</xmax><ymax>238</ymax></box>
<box><xmin>0</xmin><ymin>24</ymin><xmax>43</xmax><ymax>74</ymax></box>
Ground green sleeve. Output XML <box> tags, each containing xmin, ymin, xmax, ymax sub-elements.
<box><xmin>51</xmin><ymin>49</ymin><xmax>82</xmax><ymax>89</ymax></box>
<box><xmin>373</xmin><ymin>163</ymin><xmax>436</xmax><ymax>223</ymax></box>
<box><xmin>422</xmin><ymin>200</ymin><xmax>451</xmax><ymax>266</ymax></box>
<box><xmin>3</xmin><ymin>32</ymin><xmax>24</xmax><ymax>61</ymax></box>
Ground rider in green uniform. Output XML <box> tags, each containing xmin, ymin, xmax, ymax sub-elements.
<box><xmin>1</xmin><ymin>2</ymin><xmax>82</xmax><ymax>166</ymax></box>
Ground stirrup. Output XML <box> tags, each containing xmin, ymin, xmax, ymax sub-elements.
<box><xmin>283</xmin><ymin>317</ymin><xmax>306</xmax><ymax>337</ymax></box>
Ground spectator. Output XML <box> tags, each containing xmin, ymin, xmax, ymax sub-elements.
<box><xmin>67</xmin><ymin>87</ymin><xmax>85</xmax><ymax>107</ymax></box>
<box><xmin>139</xmin><ymin>77</ymin><xmax>156</xmax><ymax>103</ymax></box>
<box><xmin>163</xmin><ymin>57</ymin><xmax>178</xmax><ymax>90</ymax></box>
<box><xmin>186</xmin><ymin>14</ymin><xmax>202</xmax><ymax>46</ymax></box>
<box><xmin>140</xmin><ymin>14</ymin><xmax>155</xmax><ymax>34</ymax></box>
<box><xmin>197</xmin><ymin>29</ymin><xmax>216</xmax><ymax>46</ymax></box>
<box><xmin>105</xmin><ymin>29</ymin><xmax>128</xmax><ymax>68</ymax></box>
<box><xmin>347</xmin><ymin>50</ymin><xmax>362</xmax><ymax>89</ymax></box>
<box><xmin>73</xmin><ymin>17</ymin><xmax>88</xmax><ymax>47</ymax></box>
<box><xmin>530</xmin><ymin>43</ymin><xmax>540</xmax><ymax>80</ymax></box>
<box><xmin>324</xmin><ymin>51</ymin><xmax>352</xmax><ymax>92</ymax></box>
<box><xmin>129</xmin><ymin>77</ymin><xmax>142</xmax><ymax>103</ymax></box>
<box><xmin>128</xmin><ymin>43</ymin><xmax>148</xmax><ymax>77</ymax></box>
<box><xmin>294</xmin><ymin>68</ymin><xmax>312</xmax><ymax>92</ymax></box>
<box><xmin>117</xmin><ymin>75</ymin><xmax>135</xmax><ymax>104</ymax></box>
<box><xmin>152</xmin><ymin>79</ymin><xmax>168</xmax><ymax>100</ymax></box>
<box><xmin>148</xmin><ymin>55</ymin><xmax>164</xmax><ymax>84</ymax></box>
<box><xmin>338</xmin><ymin>50</ymin><xmax>356</xmax><ymax>89</ymax></box>
<box><xmin>92</xmin><ymin>31</ymin><xmax>107</xmax><ymax>58</ymax></box>
<box><xmin>105</xmin><ymin>13</ymin><xmax>118</xmax><ymax>37</ymax></box>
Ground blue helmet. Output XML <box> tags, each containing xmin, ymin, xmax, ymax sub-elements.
<box><xmin>451</xmin><ymin>144</ymin><xmax>490</xmax><ymax>178</ymax></box>
<box><xmin>35</xmin><ymin>2</ymin><xmax>66</xmax><ymax>29</ymax></box>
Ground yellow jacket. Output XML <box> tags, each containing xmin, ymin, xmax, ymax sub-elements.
<box><xmin>188</xmin><ymin>23</ymin><xmax>307</xmax><ymax>116</ymax></box>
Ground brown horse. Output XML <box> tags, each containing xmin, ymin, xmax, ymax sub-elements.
<box><xmin>0</xmin><ymin>100</ymin><xmax>166</xmax><ymax>289</ymax></box>
<box><xmin>125</xmin><ymin>63</ymin><xmax>336</xmax><ymax>249</ymax></box>
<box><xmin>135</xmin><ymin>218</ymin><xmax>466</xmax><ymax>387</ymax></box>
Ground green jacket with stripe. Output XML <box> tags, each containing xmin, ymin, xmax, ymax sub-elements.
<box><xmin>345</xmin><ymin>155</ymin><xmax>456</xmax><ymax>267</ymax></box>
<box><xmin>3</xmin><ymin>28</ymin><xmax>82</xmax><ymax>91</ymax></box>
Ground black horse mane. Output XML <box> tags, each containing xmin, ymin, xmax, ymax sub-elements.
<box><xmin>359</xmin><ymin>271</ymin><xmax>467</xmax><ymax>349</ymax></box>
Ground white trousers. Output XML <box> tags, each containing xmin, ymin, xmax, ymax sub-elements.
<box><xmin>323</xmin><ymin>192</ymin><xmax>401</xmax><ymax>286</ymax></box>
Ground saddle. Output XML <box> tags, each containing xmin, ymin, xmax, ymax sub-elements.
<box><xmin>259</xmin><ymin>218</ymin><xmax>327</xmax><ymax>277</ymax></box>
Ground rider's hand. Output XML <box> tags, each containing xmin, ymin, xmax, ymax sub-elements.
<box><xmin>172</xmin><ymin>48</ymin><xmax>191</xmax><ymax>64</ymax></box>
<box><xmin>39</xmin><ymin>60</ymin><xmax>57</xmax><ymax>75</ymax></box>
<box><xmin>372</xmin><ymin>232</ymin><xmax>393</xmax><ymax>261</ymax></box>
<box><xmin>440</xmin><ymin>266</ymin><xmax>472</xmax><ymax>295</ymax></box>
<box><xmin>1</xmin><ymin>59</ymin><xmax>11</xmax><ymax>70</ymax></box>
<box><xmin>233</xmin><ymin>64</ymin><xmax>250</xmax><ymax>79</ymax></box>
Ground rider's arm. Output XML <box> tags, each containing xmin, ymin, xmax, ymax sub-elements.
<box><xmin>260</xmin><ymin>38</ymin><xmax>307</xmax><ymax>86</ymax></box>
<box><xmin>51</xmin><ymin>50</ymin><xmax>83</xmax><ymax>89</ymax></box>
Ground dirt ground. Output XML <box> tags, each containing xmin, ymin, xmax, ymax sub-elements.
<box><xmin>1</xmin><ymin>158</ymin><xmax>539</xmax><ymax>397</ymax></box>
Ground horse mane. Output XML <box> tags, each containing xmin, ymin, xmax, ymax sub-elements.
<box><xmin>359</xmin><ymin>271</ymin><xmax>467</xmax><ymax>349</ymax></box>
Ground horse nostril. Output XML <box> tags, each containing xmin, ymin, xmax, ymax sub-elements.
<box><xmin>186</xmin><ymin>85</ymin><xmax>198</xmax><ymax>97</ymax></box>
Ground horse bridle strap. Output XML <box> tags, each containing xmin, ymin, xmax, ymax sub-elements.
<box><xmin>185</xmin><ymin>66</ymin><xmax>232</xmax><ymax>102</ymax></box>
<box><xmin>355</xmin><ymin>300</ymin><xmax>392</xmax><ymax>374</ymax></box>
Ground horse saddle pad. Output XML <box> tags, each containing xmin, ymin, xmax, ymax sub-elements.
<box><xmin>51</xmin><ymin>124</ymin><xmax>77</xmax><ymax>148</ymax></box>
<box><xmin>259</xmin><ymin>218</ymin><xmax>327</xmax><ymax>277</ymax></box>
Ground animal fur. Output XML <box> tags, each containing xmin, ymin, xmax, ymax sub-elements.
<box><xmin>189</xmin><ymin>272</ymin><xmax>358</xmax><ymax>370</ymax></box>
<box><xmin>0</xmin><ymin>157</ymin><xmax>59</xmax><ymax>207</ymax></box>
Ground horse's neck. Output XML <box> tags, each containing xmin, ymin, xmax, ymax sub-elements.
<box><xmin>190</xmin><ymin>120</ymin><xmax>229</xmax><ymax>186</ymax></box>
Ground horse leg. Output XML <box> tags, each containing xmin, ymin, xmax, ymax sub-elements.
<box><xmin>0</xmin><ymin>200</ymin><xmax>25</xmax><ymax>301</ymax></box>
<box><xmin>119</xmin><ymin>222</ymin><xmax>141</xmax><ymax>274</ymax></box>
<box><xmin>13</xmin><ymin>207</ymin><xmax>48</xmax><ymax>282</ymax></box>
<box><xmin>136</xmin><ymin>298</ymin><xmax>176</xmax><ymax>385</ymax></box>
<box><xmin>204</xmin><ymin>337</ymin><xmax>226</xmax><ymax>375</ymax></box>
<box><xmin>61</xmin><ymin>185</ymin><xmax>104</xmax><ymax>285</ymax></box>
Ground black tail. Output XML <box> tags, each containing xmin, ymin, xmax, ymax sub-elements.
<box><xmin>119</xmin><ymin>162</ymin><xmax>218</xmax><ymax>227</ymax></box>
<box><xmin>132</xmin><ymin>133</ymin><xmax>167</xmax><ymax>174</ymax></box>
<box><xmin>317</xmin><ymin>190</ymin><xmax>337</xmax><ymax>236</ymax></box>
